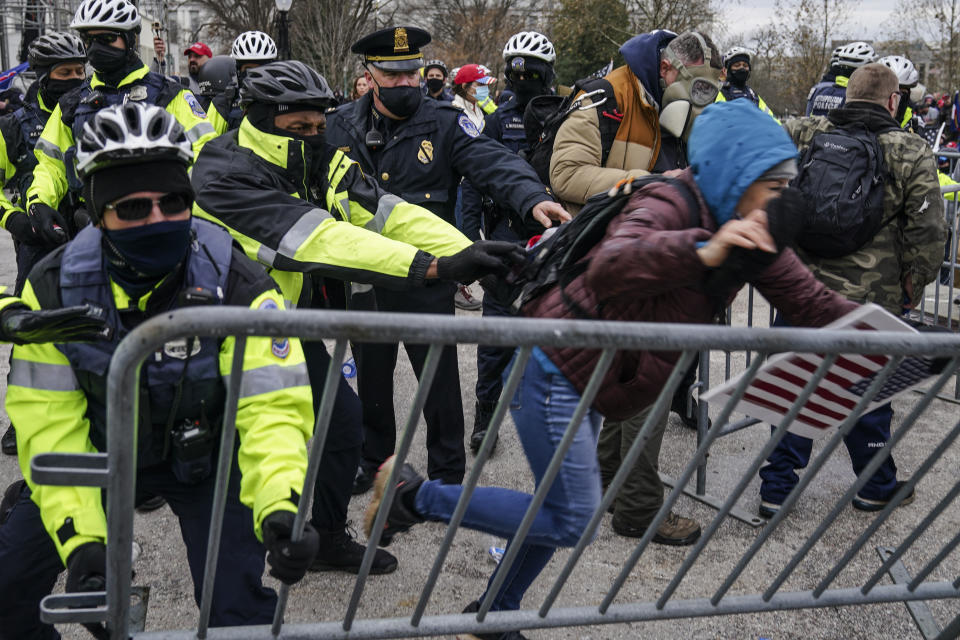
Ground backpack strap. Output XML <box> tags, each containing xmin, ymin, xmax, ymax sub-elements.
<box><xmin>578</xmin><ymin>78</ymin><xmax>620</xmax><ymax>167</ymax></box>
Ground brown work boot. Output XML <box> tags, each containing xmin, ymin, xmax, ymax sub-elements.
<box><xmin>611</xmin><ymin>511</ymin><xmax>701</xmax><ymax>546</ymax></box>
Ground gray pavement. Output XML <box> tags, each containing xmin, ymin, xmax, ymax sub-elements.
<box><xmin>0</xmin><ymin>229</ymin><xmax>958</xmax><ymax>640</ymax></box>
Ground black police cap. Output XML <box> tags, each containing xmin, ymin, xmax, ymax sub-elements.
<box><xmin>351</xmin><ymin>26</ymin><xmax>430</xmax><ymax>72</ymax></box>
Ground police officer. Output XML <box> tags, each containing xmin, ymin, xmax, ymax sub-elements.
<box><xmin>0</xmin><ymin>102</ymin><xmax>318</xmax><ymax>639</ymax></box>
<box><xmin>25</xmin><ymin>0</ymin><xmax>220</xmax><ymax>251</ymax></box>
<box><xmin>806</xmin><ymin>41</ymin><xmax>875</xmax><ymax>116</ymax></box>
<box><xmin>191</xmin><ymin>60</ymin><xmax>520</xmax><ymax>574</ymax></box>
<box><xmin>326</xmin><ymin>26</ymin><xmax>569</xmax><ymax>494</ymax></box>
<box><xmin>195</xmin><ymin>55</ymin><xmax>241</xmax><ymax>129</ymax></box>
<box><xmin>422</xmin><ymin>59</ymin><xmax>454</xmax><ymax>102</ymax></box>
<box><xmin>715</xmin><ymin>46</ymin><xmax>777</xmax><ymax>120</ymax></box>
<box><xmin>878</xmin><ymin>55</ymin><xmax>920</xmax><ymax>130</ymax></box>
<box><xmin>460</xmin><ymin>30</ymin><xmax>557</xmax><ymax>453</ymax></box>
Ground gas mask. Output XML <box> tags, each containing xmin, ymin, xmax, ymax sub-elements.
<box><xmin>658</xmin><ymin>34</ymin><xmax>721</xmax><ymax>141</ymax></box>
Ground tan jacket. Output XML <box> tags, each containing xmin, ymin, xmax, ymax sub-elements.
<box><xmin>549</xmin><ymin>65</ymin><xmax>661</xmax><ymax>213</ymax></box>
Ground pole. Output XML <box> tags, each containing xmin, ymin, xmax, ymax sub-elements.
<box><xmin>0</xmin><ymin>0</ymin><xmax>8</xmax><ymax>70</ymax></box>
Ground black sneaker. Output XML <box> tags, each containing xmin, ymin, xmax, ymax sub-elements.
<box><xmin>353</xmin><ymin>464</ymin><xmax>375</xmax><ymax>495</ymax></box>
<box><xmin>0</xmin><ymin>479</ymin><xmax>26</xmax><ymax>526</ymax></box>
<box><xmin>470</xmin><ymin>401</ymin><xmax>497</xmax><ymax>455</ymax></box>
<box><xmin>1</xmin><ymin>425</ymin><xmax>16</xmax><ymax>456</ymax></box>
<box><xmin>363</xmin><ymin>455</ymin><xmax>424</xmax><ymax>546</ymax></box>
<box><xmin>671</xmin><ymin>396</ymin><xmax>712</xmax><ymax>430</ymax></box>
<box><xmin>458</xmin><ymin>600</ymin><xmax>529</xmax><ymax>640</ymax></box>
<box><xmin>758</xmin><ymin>500</ymin><xmax>781</xmax><ymax>519</ymax></box>
<box><xmin>310</xmin><ymin>523</ymin><xmax>398</xmax><ymax>574</ymax></box>
<box><xmin>852</xmin><ymin>481</ymin><xmax>916</xmax><ymax>512</ymax></box>
<box><xmin>135</xmin><ymin>496</ymin><xmax>166</xmax><ymax>513</ymax></box>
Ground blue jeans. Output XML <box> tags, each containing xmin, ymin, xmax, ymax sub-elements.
<box><xmin>415</xmin><ymin>349</ymin><xmax>603</xmax><ymax>610</ymax></box>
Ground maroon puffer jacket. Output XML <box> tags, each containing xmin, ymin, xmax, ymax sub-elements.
<box><xmin>523</xmin><ymin>169</ymin><xmax>858</xmax><ymax>420</ymax></box>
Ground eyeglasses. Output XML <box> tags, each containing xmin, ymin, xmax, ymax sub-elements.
<box><xmin>103</xmin><ymin>193</ymin><xmax>191</xmax><ymax>221</ymax></box>
<box><xmin>81</xmin><ymin>31</ymin><xmax>122</xmax><ymax>47</ymax></box>
<box><xmin>508</xmin><ymin>71</ymin><xmax>542</xmax><ymax>82</ymax></box>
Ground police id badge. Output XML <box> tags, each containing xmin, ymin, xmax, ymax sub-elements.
<box><xmin>127</xmin><ymin>85</ymin><xmax>148</xmax><ymax>102</ymax></box>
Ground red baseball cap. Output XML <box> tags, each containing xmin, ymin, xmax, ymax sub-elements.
<box><xmin>454</xmin><ymin>64</ymin><xmax>495</xmax><ymax>85</ymax></box>
<box><xmin>183</xmin><ymin>42</ymin><xmax>213</xmax><ymax>58</ymax></box>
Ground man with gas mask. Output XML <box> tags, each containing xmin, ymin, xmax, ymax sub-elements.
<box><xmin>459</xmin><ymin>30</ymin><xmax>558</xmax><ymax>456</ymax></box>
<box><xmin>422</xmin><ymin>59</ymin><xmax>454</xmax><ymax>102</ymax></box>
<box><xmin>0</xmin><ymin>102</ymin><xmax>318</xmax><ymax>639</ymax></box>
<box><xmin>550</xmin><ymin>29</ymin><xmax>722</xmax><ymax>546</ymax></box>
<box><xmin>25</xmin><ymin>0</ymin><xmax>218</xmax><ymax>252</ymax></box>
<box><xmin>806</xmin><ymin>41</ymin><xmax>875</xmax><ymax>116</ymax></box>
<box><xmin>715</xmin><ymin>46</ymin><xmax>777</xmax><ymax>120</ymax></box>
<box><xmin>191</xmin><ymin>59</ymin><xmax>524</xmax><ymax>575</ymax></box>
<box><xmin>325</xmin><ymin>26</ymin><xmax>569</xmax><ymax>497</ymax></box>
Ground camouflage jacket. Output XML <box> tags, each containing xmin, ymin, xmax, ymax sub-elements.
<box><xmin>784</xmin><ymin>102</ymin><xmax>947</xmax><ymax>314</ymax></box>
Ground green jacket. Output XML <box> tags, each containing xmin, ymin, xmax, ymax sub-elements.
<box><xmin>784</xmin><ymin>102</ymin><xmax>947</xmax><ymax>313</ymax></box>
<box><xmin>191</xmin><ymin>118</ymin><xmax>472</xmax><ymax>307</ymax></box>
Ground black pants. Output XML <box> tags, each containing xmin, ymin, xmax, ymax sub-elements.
<box><xmin>0</xmin><ymin>458</ymin><xmax>275</xmax><ymax>640</ymax></box>
<box><xmin>301</xmin><ymin>340</ymin><xmax>363</xmax><ymax>532</ymax></box>
<box><xmin>353</xmin><ymin>282</ymin><xmax>465</xmax><ymax>483</ymax></box>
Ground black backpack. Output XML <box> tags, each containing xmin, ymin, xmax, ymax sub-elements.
<box><xmin>522</xmin><ymin>77</ymin><xmax>622</xmax><ymax>187</ymax></box>
<box><xmin>792</xmin><ymin>122</ymin><xmax>899</xmax><ymax>258</ymax></box>
<box><xmin>484</xmin><ymin>175</ymin><xmax>700</xmax><ymax>317</ymax></box>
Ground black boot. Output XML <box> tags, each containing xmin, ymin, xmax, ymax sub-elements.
<box><xmin>470</xmin><ymin>401</ymin><xmax>498</xmax><ymax>454</ymax></box>
<box><xmin>1</xmin><ymin>425</ymin><xmax>16</xmax><ymax>455</ymax></box>
<box><xmin>310</xmin><ymin>523</ymin><xmax>398</xmax><ymax>574</ymax></box>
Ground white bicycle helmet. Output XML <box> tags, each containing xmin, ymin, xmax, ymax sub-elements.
<box><xmin>75</xmin><ymin>102</ymin><xmax>192</xmax><ymax>179</ymax></box>
<box><xmin>835</xmin><ymin>41</ymin><xmax>875</xmax><ymax>68</ymax></box>
<box><xmin>829</xmin><ymin>45</ymin><xmax>843</xmax><ymax>66</ymax></box>
<box><xmin>231</xmin><ymin>31</ymin><xmax>278</xmax><ymax>62</ymax></box>
<box><xmin>723</xmin><ymin>46</ymin><xmax>753</xmax><ymax>67</ymax></box>
<box><xmin>70</xmin><ymin>0</ymin><xmax>140</xmax><ymax>32</ymax></box>
<box><xmin>503</xmin><ymin>31</ymin><xmax>556</xmax><ymax>64</ymax></box>
<box><xmin>878</xmin><ymin>55</ymin><xmax>919</xmax><ymax>87</ymax></box>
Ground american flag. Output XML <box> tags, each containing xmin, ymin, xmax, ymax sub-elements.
<box><xmin>702</xmin><ymin>304</ymin><xmax>937</xmax><ymax>440</ymax></box>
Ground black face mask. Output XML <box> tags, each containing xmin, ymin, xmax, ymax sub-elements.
<box><xmin>728</xmin><ymin>68</ymin><xmax>750</xmax><ymax>87</ymax></box>
<box><xmin>102</xmin><ymin>219</ymin><xmax>192</xmax><ymax>298</ymax></box>
<box><xmin>426</xmin><ymin>78</ymin><xmax>444</xmax><ymax>94</ymax></box>
<box><xmin>87</xmin><ymin>41</ymin><xmax>128</xmax><ymax>74</ymax></box>
<box><xmin>375</xmin><ymin>84</ymin><xmax>421</xmax><ymax>118</ymax></box>
<box><xmin>512</xmin><ymin>78</ymin><xmax>547</xmax><ymax>107</ymax></box>
<box><xmin>41</xmin><ymin>77</ymin><xmax>83</xmax><ymax>107</ymax></box>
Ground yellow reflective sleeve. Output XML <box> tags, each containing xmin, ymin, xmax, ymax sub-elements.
<box><xmin>939</xmin><ymin>171</ymin><xmax>958</xmax><ymax>201</ymax></box>
<box><xmin>166</xmin><ymin>89</ymin><xmax>219</xmax><ymax>158</ymax></box>
<box><xmin>205</xmin><ymin>102</ymin><xmax>229</xmax><ymax>135</ymax></box>
<box><xmin>287</xmin><ymin>214</ymin><xmax>424</xmax><ymax>280</ymax></box>
<box><xmin>0</xmin><ymin>292</ymin><xmax>23</xmax><ymax>312</ymax></box>
<box><xmin>26</xmin><ymin>104</ymin><xmax>73</xmax><ymax>208</ymax></box>
<box><xmin>225</xmin><ymin>289</ymin><xmax>313</xmax><ymax>540</ymax></box>
<box><xmin>377</xmin><ymin>200</ymin><xmax>471</xmax><ymax>257</ymax></box>
<box><xmin>5</xmin><ymin>281</ymin><xmax>105</xmax><ymax>564</ymax></box>
<box><xmin>0</xmin><ymin>132</ymin><xmax>23</xmax><ymax>222</ymax></box>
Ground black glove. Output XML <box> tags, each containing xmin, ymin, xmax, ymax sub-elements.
<box><xmin>261</xmin><ymin>510</ymin><xmax>319</xmax><ymax>585</ymax></box>
<box><xmin>436</xmin><ymin>241</ymin><xmax>526</xmax><ymax>283</ymax></box>
<box><xmin>4</xmin><ymin>210</ymin><xmax>45</xmax><ymax>246</ymax></box>
<box><xmin>0</xmin><ymin>303</ymin><xmax>108</xmax><ymax>345</ymax></box>
<box><xmin>73</xmin><ymin>207</ymin><xmax>93</xmax><ymax>231</ymax></box>
<box><xmin>764</xmin><ymin>186</ymin><xmax>808</xmax><ymax>251</ymax></box>
<box><xmin>65</xmin><ymin>542</ymin><xmax>110</xmax><ymax>640</ymax></box>
<box><xmin>66</xmin><ymin>542</ymin><xmax>106</xmax><ymax>594</ymax></box>
<box><xmin>28</xmin><ymin>202</ymin><xmax>69</xmax><ymax>247</ymax></box>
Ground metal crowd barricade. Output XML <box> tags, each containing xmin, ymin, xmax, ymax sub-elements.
<box><xmin>29</xmin><ymin>308</ymin><xmax>960</xmax><ymax>639</ymax></box>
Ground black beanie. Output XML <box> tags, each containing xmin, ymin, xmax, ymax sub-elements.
<box><xmin>84</xmin><ymin>160</ymin><xmax>193</xmax><ymax>221</ymax></box>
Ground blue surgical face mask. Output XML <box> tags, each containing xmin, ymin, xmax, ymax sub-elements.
<box><xmin>474</xmin><ymin>85</ymin><xmax>490</xmax><ymax>102</ymax></box>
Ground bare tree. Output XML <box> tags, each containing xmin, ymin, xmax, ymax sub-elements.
<box><xmin>625</xmin><ymin>0</ymin><xmax>723</xmax><ymax>35</ymax></box>
<box><xmin>184</xmin><ymin>0</ymin><xmax>276</xmax><ymax>44</ymax></box>
<box><xmin>402</xmin><ymin>0</ymin><xmax>545</xmax><ymax>80</ymax></box>
<box><xmin>288</xmin><ymin>0</ymin><xmax>387</xmax><ymax>93</ymax></box>
<box><xmin>889</xmin><ymin>0</ymin><xmax>960</xmax><ymax>91</ymax></box>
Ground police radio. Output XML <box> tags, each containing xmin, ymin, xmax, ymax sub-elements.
<box><xmin>365</xmin><ymin>129</ymin><xmax>385</xmax><ymax>150</ymax></box>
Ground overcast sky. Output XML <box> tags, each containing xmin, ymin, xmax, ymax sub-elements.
<box><xmin>722</xmin><ymin>1</ymin><xmax>901</xmax><ymax>42</ymax></box>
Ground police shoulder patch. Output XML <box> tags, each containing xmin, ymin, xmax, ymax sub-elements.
<box><xmin>184</xmin><ymin>92</ymin><xmax>207</xmax><ymax>118</ymax></box>
<box><xmin>258</xmin><ymin>298</ymin><xmax>280</xmax><ymax>311</ymax></box>
<box><xmin>458</xmin><ymin>113</ymin><xmax>480</xmax><ymax>138</ymax></box>
<box><xmin>271</xmin><ymin>337</ymin><xmax>291</xmax><ymax>359</ymax></box>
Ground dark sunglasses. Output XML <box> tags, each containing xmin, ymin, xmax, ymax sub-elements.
<box><xmin>81</xmin><ymin>31</ymin><xmax>122</xmax><ymax>47</ymax></box>
<box><xmin>104</xmin><ymin>193</ymin><xmax>191</xmax><ymax>221</ymax></box>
